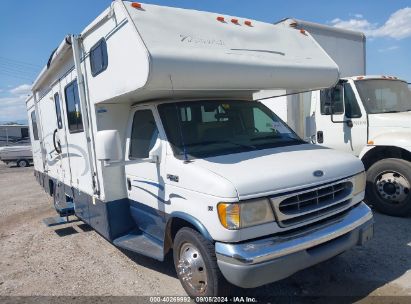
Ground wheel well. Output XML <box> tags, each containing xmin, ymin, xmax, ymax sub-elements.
<box><xmin>362</xmin><ymin>146</ymin><xmax>411</xmax><ymax>170</ymax></box>
<box><xmin>164</xmin><ymin>217</ymin><xmax>199</xmax><ymax>255</ymax></box>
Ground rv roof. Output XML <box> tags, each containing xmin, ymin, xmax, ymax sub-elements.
<box><xmin>31</xmin><ymin>1</ymin><xmax>340</xmax><ymax>102</ymax></box>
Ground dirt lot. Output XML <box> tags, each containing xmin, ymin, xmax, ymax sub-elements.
<box><xmin>0</xmin><ymin>162</ymin><xmax>410</xmax><ymax>302</ymax></box>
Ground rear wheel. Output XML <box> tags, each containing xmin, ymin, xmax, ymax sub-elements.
<box><xmin>173</xmin><ymin>227</ymin><xmax>229</xmax><ymax>298</ymax></box>
<box><xmin>366</xmin><ymin>158</ymin><xmax>411</xmax><ymax>216</ymax></box>
<box><xmin>17</xmin><ymin>159</ymin><xmax>29</xmax><ymax>167</ymax></box>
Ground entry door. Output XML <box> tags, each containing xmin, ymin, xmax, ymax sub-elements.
<box><xmin>124</xmin><ymin>106</ymin><xmax>165</xmax><ymax>241</ymax></box>
<box><xmin>37</xmin><ymin>89</ymin><xmax>66</xmax><ymax>182</ymax></box>
<box><xmin>315</xmin><ymin>81</ymin><xmax>368</xmax><ymax>156</ymax></box>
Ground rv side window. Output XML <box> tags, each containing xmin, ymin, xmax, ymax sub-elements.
<box><xmin>90</xmin><ymin>38</ymin><xmax>108</xmax><ymax>77</ymax></box>
<box><xmin>320</xmin><ymin>85</ymin><xmax>344</xmax><ymax>115</ymax></box>
<box><xmin>129</xmin><ymin>110</ymin><xmax>159</xmax><ymax>159</ymax></box>
<box><xmin>343</xmin><ymin>83</ymin><xmax>362</xmax><ymax>118</ymax></box>
<box><xmin>64</xmin><ymin>80</ymin><xmax>84</xmax><ymax>133</ymax></box>
<box><xmin>31</xmin><ymin>111</ymin><xmax>39</xmax><ymax>140</ymax></box>
<box><xmin>54</xmin><ymin>93</ymin><xmax>63</xmax><ymax>129</ymax></box>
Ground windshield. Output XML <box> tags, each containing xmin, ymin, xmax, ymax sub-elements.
<box><xmin>355</xmin><ymin>80</ymin><xmax>411</xmax><ymax>114</ymax></box>
<box><xmin>158</xmin><ymin>100</ymin><xmax>303</xmax><ymax>159</ymax></box>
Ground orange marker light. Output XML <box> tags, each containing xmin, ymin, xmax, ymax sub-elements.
<box><xmin>300</xmin><ymin>29</ymin><xmax>307</xmax><ymax>35</ymax></box>
<box><xmin>231</xmin><ymin>18</ymin><xmax>239</xmax><ymax>24</ymax></box>
<box><xmin>244</xmin><ymin>20</ymin><xmax>252</xmax><ymax>26</ymax></box>
<box><xmin>131</xmin><ymin>2</ymin><xmax>142</xmax><ymax>9</ymax></box>
<box><xmin>357</xmin><ymin>76</ymin><xmax>365</xmax><ymax>80</ymax></box>
<box><xmin>368</xmin><ymin>140</ymin><xmax>374</xmax><ymax>145</ymax></box>
<box><xmin>217</xmin><ymin>16</ymin><xmax>225</xmax><ymax>22</ymax></box>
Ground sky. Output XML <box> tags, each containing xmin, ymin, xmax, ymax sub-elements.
<box><xmin>0</xmin><ymin>0</ymin><xmax>410</xmax><ymax>123</ymax></box>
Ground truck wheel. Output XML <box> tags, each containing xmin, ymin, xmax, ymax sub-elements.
<box><xmin>17</xmin><ymin>159</ymin><xmax>29</xmax><ymax>167</ymax></box>
<box><xmin>173</xmin><ymin>227</ymin><xmax>229</xmax><ymax>298</ymax></box>
<box><xmin>366</xmin><ymin>158</ymin><xmax>411</xmax><ymax>216</ymax></box>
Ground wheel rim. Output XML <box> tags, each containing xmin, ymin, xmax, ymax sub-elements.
<box><xmin>18</xmin><ymin>160</ymin><xmax>26</xmax><ymax>167</ymax></box>
<box><xmin>375</xmin><ymin>170</ymin><xmax>410</xmax><ymax>204</ymax></box>
<box><xmin>177</xmin><ymin>242</ymin><xmax>207</xmax><ymax>294</ymax></box>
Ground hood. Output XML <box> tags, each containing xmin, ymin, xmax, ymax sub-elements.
<box><xmin>193</xmin><ymin>144</ymin><xmax>364</xmax><ymax>200</ymax></box>
<box><xmin>369</xmin><ymin>113</ymin><xmax>411</xmax><ymax>129</ymax></box>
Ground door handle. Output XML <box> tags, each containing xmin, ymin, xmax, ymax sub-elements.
<box><xmin>127</xmin><ymin>178</ymin><xmax>131</xmax><ymax>191</ymax></box>
<box><xmin>317</xmin><ymin>131</ymin><xmax>324</xmax><ymax>144</ymax></box>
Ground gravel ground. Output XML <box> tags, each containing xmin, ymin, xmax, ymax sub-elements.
<box><xmin>0</xmin><ymin>162</ymin><xmax>410</xmax><ymax>302</ymax></box>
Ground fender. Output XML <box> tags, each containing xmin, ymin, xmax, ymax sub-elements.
<box><xmin>169</xmin><ymin>211</ymin><xmax>213</xmax><ymax>241</ymax></box>
<box><xmin>360</xmin><ymin>132</ymin><xmax>411</xmax><ymax>159</ymax></box>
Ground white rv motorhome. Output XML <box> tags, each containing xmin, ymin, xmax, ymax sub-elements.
<box><xmin>27</xmin><ymin>2</ymin><xmax>373</xmax><ymax>297</ymax></box>
<box><xmin>262</xmin><ymin>19</ymin><xmax>411</xmax><ymax>217</ymax></box>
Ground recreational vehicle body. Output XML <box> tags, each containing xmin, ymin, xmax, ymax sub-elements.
<box><xmin>26</xmin><ymin>1</ymin><xmax>373</xmax><ymax>297</ymax></box>
<box><xmin>261</xmin><ymin>19</ymin><xmax>411</xmax><ymax>217</ymax></box>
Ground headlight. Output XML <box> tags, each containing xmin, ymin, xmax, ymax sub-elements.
<box><xmin>217</xmin><ymin>199</ymin><xmax>275</xmax><ymax>230</ymax></box>
<box><xmin>352</xmin><ymin>171</ymin><xmax>366</xmax><ymax>196</ymax></box>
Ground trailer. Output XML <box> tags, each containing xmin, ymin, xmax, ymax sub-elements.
<box><xmin>262</xmin><ymin>19</ymin><xmax>411</xmax><ymax>217</ymax></box>
<box><xmin>0</xmin><ymin>145</ymin><xmax>32</xmax><ymax>167</ymax></box>
<box><xmin>27</xmin><ymin>2</ymin><xmax>373</xmax><ymax>297</ymax></box>
<box><xmin>0</xmin><ymin>124</ymin><xmax>30</xmax><ymax>147</ymax></box>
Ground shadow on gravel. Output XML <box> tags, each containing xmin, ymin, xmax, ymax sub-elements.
<box><xmin>54</xmin><ymin>226</ymin><xmax>78</xmax><ymax>237</ymax></box>
<box><xmin>117</xmin><ymin>210</ymin><xmax>411</xmax><ymax>301</ymax></box>
<box><xmin>120</xmin><ymin>249</ymin><xmax>177</xmax><ymax>279</ymax></box>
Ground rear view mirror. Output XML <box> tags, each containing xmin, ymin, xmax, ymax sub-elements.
<box><xmin>96</xmin><ymin>130</ymin><xmax>122</xmax><ymax>162</ymax></box>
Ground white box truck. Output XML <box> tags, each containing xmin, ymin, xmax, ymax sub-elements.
<box><xmin>261</xmin><ymin>19</ymin><xmax>411</xmax><ymax>217</ymax></box>
<box><xmin>26</xmin><ymin>2</ymin><xmax>373</xmax><ymax>297</ymax></box>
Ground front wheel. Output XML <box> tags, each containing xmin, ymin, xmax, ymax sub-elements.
<box><xmin>366</xmin><ymin>158</ymin><xmax>411</xmax><ymax>217</ymax></box>
<box><xmin>17</xmin><ymin>159</ymin><xmax>29</xmax><ymax>167</ymax></box>
<box><xmin>173</xmin><ymin>227</ymin><xmax>229</xmax><ymax>298</ymax></box>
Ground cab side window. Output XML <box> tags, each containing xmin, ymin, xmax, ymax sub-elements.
<box><xmin>129</xmin><ymin>110</ymin><xmax>159</xmax><ymax>159</ymax></box>
<box><xmin>343</xmin><ymin>83</ymin><xmax>362</xmax><ymax>118</ymax></box>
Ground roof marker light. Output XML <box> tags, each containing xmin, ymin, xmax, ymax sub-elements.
<box><xmin>244</xmin><ymin>20</ymin><xmax>252</xmax><ymax>26</ymax></box>
<box><xmin>300</xmin><ymin>29</ymin><xmax>307</xmax><ymax>35</ymax></box>
<box><xmin>131</xmin><ymin>2</ymin><xmax>142</xmax><ymax>9</ymax></box>
<box><xmin>357</xmin><ymin>76</ymin><xmax>365</xmax><ymax>80</ymax></box>
<box><xmin>217</xmin><ymin>16</ymin><xmax>225</xmax><ymax>22</ymax></box>
<box><xmin>231</xmin><ymin>18</ymin><xmax>239</xmax><ymax>24</ymax></box>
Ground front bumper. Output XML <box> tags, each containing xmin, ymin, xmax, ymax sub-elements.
<box><xmin>215</xmin><ymin>202</ymin><xmax>373</xmax><ymax>288</ymax></box>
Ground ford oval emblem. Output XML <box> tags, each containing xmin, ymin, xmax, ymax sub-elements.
<box><xmin>313</xmin><ymin>170</ymin><xmax>324</xmax><ymax>177</ymax></box>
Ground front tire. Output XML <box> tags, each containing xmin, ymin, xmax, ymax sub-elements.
<box><xmin>366</xmin><ymin>158</ymin><xmax>411</xmax><ymax>217</ymax></box>
<box><xmin>173</xmin><ymin>227</ymin><xmax>229</xmax><ymax>298</ymax></box>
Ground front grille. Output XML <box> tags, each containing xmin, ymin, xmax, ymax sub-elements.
<box><xmin>271</xmin><ymin>180</ymin><xmax>354</xmax><ymax>227</ymax></box>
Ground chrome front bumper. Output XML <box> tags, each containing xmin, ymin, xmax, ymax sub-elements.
<box><xmin>215</xmin><ymin>202</ymin><xmax>373</xmax><ymax>288</ymax></box>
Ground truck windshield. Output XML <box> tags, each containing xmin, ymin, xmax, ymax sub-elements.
<box><xmin>355</xmin><ymin>80</ymin><xmax>411</xmax><ymax>114</ymax></box>
<box><xmin>158</xmin><ymin>100</ymin><xmax>303</xmax><ymax>159</ymax></box>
